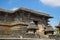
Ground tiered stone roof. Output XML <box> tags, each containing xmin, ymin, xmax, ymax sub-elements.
<box><xmin>27</xmin><ymin>21</ymin><xmax>38</xmax><ymax>30</ymax></box>
<box><xmin>0</xmin><ymin>7</ymin><xmax>53</xmax><ymax>18</ymax></box>
<box><xmin>45</xmin><ymin>25</ymin><xmax>54</xmax><ymax>32</ymax></box>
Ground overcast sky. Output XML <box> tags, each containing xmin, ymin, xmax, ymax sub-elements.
<box><xmin>0</xmin><ymin>0</ymin><xmax>60</xmax><ymax>27</ymax></box>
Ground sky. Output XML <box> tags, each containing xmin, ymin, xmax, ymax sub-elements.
<box><xmin>0</xmin><ymin>0</ymin><xmax>60</xmax><ymax>27</ymax></box>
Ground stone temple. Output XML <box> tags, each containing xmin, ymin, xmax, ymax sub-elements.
<box><xmin>0</xmin><ymin>7</ymin><xmax>54</xmax><ymax>38</ymax></box>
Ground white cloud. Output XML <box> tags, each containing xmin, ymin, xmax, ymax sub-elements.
<box><xmin>40</xmin><ymin>0</ymin><xmax>60</xmax><ymax>7</ymax></box>
<box><xmin>11</xmin><ymin>8</ymin><xmax>18</xmax><ymax>11</ymax></box>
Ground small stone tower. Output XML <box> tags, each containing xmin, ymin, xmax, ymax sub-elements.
<box><xmin>44</xmin><ymin>25</ymin><xmax>54</xmax><ymax>37</ymax></box>
<box><xmin>26</xmin><ymin>21</ymin><xmax>38</xmax><ymax>34</ymax></box>
<box><xmin>23</xmin><ymin>21</ymin><xmax>39</xmax><ymax>38</ymax></box>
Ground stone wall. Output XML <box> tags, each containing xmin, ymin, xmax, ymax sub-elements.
<box><xmin>0</xmin><ymin>38</ymin><xmax>55</xmax><ymax>40</ymax></box>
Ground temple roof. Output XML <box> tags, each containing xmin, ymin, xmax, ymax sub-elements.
<box><xmin>16</xmin><ymin>7</ymin><xmax>53</xmax><ymax>18</ymax></box>
<box><xmin>45</xmin><ymin>25</ymin><xmax>54</xmax><ymax>32</ymax></box>
<box><xmin>0</xmin><ymin>8</ymin><xmax>12</xmax><ymax>13</ymax></box>
<box><xmin>0</xmin><ymin>7</ymin><xmax>53</xmax><ymax>18</ymax></box>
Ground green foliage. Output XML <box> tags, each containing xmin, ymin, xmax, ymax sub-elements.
<box><xmin>55</xmin><ymin>28</ymin><xmax>60</xmax><ymax>37</ymax></box>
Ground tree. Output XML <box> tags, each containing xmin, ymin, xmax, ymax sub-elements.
<box><xmin>55</xmin><ymin>28</ymin><xmax>60</xmax><ymax>36</ymax></box>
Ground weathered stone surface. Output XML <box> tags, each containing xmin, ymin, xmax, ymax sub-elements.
<box><xmin>0</xmin><ymin>7</ymin><xmax>54</xmax><ymax>38</ymax></box>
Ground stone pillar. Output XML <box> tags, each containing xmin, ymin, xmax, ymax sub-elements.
<box><xmin>36</xmin><ymin>21</ymin><xmax>47</xmax><ymax>38</ymax></box>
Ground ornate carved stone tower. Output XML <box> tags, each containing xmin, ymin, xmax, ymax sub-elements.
<box><xmin>0</xmin><ymin>7</ymin><xmax>54</xmax><ymax>38</ymax></box>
